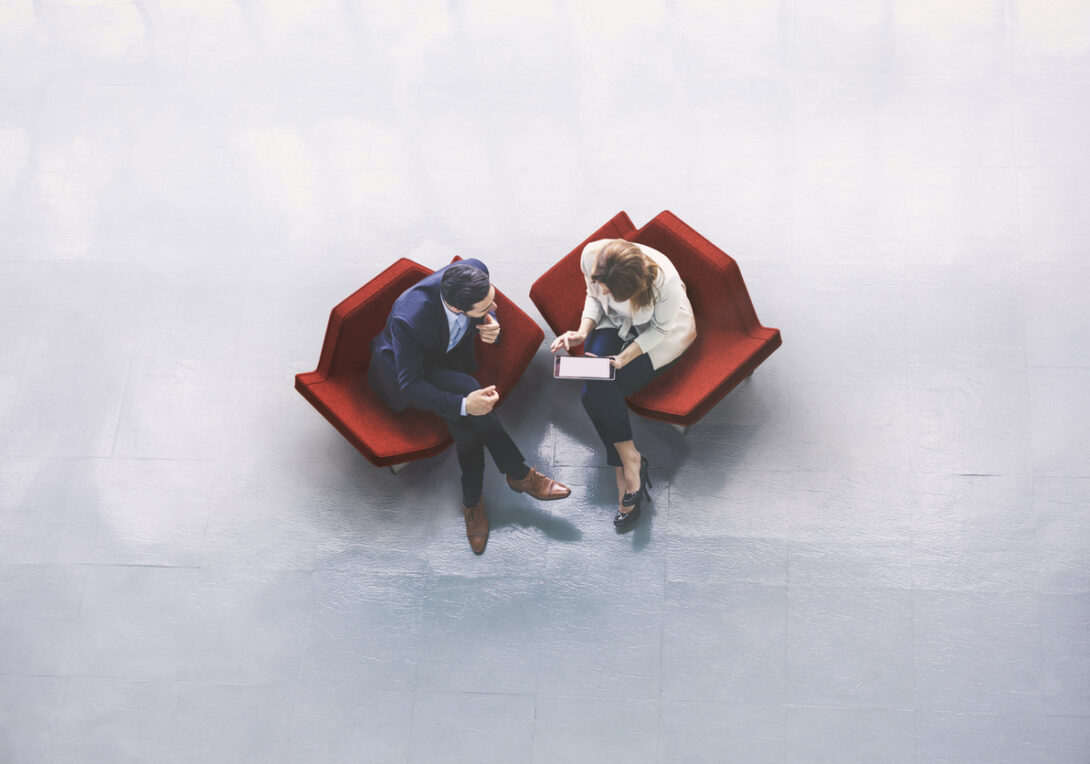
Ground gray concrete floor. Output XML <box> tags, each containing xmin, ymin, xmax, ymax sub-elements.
<box><xmin>2</xmin><ymin>1</ymin><xmax>1089</xmax><ymax>762</ymax></box>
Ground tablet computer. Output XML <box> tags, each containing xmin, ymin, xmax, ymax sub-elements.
<box><xmin>553</xmin><ymin>355</ymin><xmax>616</xmax><ymax>380</ymax></box>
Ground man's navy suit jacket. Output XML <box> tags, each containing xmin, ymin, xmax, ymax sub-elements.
<box><xmin>368</xmin><ymin>259</ymin><xmax>492</xmax><ymax>419</ymax></box>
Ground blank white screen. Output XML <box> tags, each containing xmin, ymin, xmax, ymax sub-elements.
<box><xmin>557</xmin><ymin>356</ymin><xmax>613</xmax><ymax>379</ymax></box>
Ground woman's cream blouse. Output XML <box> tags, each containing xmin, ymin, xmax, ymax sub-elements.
<box><xmin>580</xmin><ymin>239</ymin><xmax>697</xmax><ymax>370</ymax></box>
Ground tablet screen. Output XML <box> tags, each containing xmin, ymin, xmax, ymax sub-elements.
<box><xmin>556</xmin><ymin>356</ymin><xmax>613</xmax><ymax>379</ymax></box>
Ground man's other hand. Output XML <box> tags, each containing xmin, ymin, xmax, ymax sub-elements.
<box><xmin>466</xmin><ymin>385</ymin><xmax>499</xmax><ymax>415</ymax></box>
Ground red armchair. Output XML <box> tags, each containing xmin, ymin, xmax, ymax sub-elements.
<box><xmin>296</xmin><ymin>258</ymin><xmax>545</xmax><ymax>470</ymax></box>
<box><xmin>529</xmin><ymin>210</ymin><xmax>781</xmax><ymax>428</ymax></box>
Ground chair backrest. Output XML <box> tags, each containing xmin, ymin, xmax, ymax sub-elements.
<box><xmin>324</xmin><ymin>260</ymin><xmax>433</xmax><ymax>378</ymax></box>
<box><xmin>630</xmin><ymin>212</ymin><xmax>760</xmax><ymax>336</ymax></box>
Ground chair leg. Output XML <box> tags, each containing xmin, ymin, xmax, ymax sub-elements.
<box><xmin>387</xmin><ymin>462</ymin><xmax>410</xmax><ymax>475</ymax></box>
<box><xmin>670</xmin><ymin>423</ymin><xmax>689</xmax><ymax>435</ymax></box>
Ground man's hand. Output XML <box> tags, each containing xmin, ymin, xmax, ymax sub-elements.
<box><xmin>478</xmin><ymin>313</ymin><xmax>500</xmax><ymax>344</ymax></box>
<box><xmin>550</xmin><ymin>330</ymin><xmax>587</xmax><ymax>353</ymax></box>
<box><xmin>466</xmin><ymin>385</ymin><xmax>499</xmax><ymax>416</ymax></box>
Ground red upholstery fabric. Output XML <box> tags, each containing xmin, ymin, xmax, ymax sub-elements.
<box><xmin>296</xmin><ymin>258</ymin><xmax>545</xmax><ymax>467</ymax></box>
<box><xmin>528</xmin><ymin>210</ymin><xmax>781</xmax><ymax>427</ymax></box>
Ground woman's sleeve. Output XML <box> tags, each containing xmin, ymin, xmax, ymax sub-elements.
<box><xmin>580</xmin><ymin>241</ymin><xmax>605</xmax><ymax>323</ymax></box>
<box><xmin>633</xmin><ymin>272</ymin><xmax>683</xmax><ymax>354</ymax></box>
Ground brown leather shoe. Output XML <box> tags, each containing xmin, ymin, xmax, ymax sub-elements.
<box><xmin>506</xmin><ymin>467</ymin><xmax>571</xmax><ymax>501</ymax></box>
<box><xmin>462</xmin><ymin>498</ymin><xmax>488</xmax><ymax>555</ymax></box>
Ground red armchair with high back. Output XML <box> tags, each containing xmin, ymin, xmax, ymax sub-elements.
<box><xmin>529</xmin><ymin>210</ymin><xmax>781</xmax><ymax>428</ymax></box>
<box><xmin>296</xmin><ymin>257</ymin><xmax>545</xmax><ymax>470</ymax></box>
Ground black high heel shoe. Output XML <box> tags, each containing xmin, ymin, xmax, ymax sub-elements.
<box><xmin>614</xmin><ymin>456</ymin><xmax>651</xmax><ymax>528</ymax></box>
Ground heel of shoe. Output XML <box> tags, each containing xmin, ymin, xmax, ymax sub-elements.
<box><xmin>640</xmin><ymin>455</ymin><xmax>652</xmax><ymax>490</ymax></box>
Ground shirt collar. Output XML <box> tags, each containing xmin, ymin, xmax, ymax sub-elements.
<box><xmin>442</xmin><ymin>300</ymin><xmax>466</xmax><ymax>334</ymax></box>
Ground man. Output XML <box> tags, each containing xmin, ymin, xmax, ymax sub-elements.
<box><xmin>368</xmin><ymin>259</ymin><xmax>570</xmax><ymax>554</ymax></box>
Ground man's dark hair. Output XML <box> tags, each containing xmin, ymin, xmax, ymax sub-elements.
<box><xmin>440</xmin><ymin>264</ymin><xmax>491</xmax><ymax>311</ymax></box>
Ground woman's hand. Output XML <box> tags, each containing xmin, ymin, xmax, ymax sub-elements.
<box><xmin>550</xmin><ymin>330</ymin><xmax>587</xmax><ymax>353</ymax></box>
<box><xmin>584</xmin><ymin>351</ymin><xmax>629</xmax><ymax>369</ymax></box>
<box><xmin>607</xmin><ymin>341</ymin><xmax>643</xmax><ymax>369</ymax></box>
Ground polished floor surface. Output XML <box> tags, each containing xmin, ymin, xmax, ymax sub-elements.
<box><xmin>2</xmin><ymin>2</ymin><xmax>1090</xmax><ymax>762</ymax></box>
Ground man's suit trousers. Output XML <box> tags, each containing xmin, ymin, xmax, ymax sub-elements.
<box><xmin>426</xmin><ymin>368</ymin><xmax>525</xmax><ymax>506</ymax></box>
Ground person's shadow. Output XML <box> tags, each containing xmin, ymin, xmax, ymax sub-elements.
<box><xmin>552</xmin><ymin>366</ymin><xmax>762</xmax><ymax>553</ymax></box>
<box><xmin>485</xmin><ymin>494</ymin><xmax>583</xmax><ymax>542</ymax></box>
<box><xmin>318</xmin><ymin>366</ymin><xmax>583</xmax><ymax>544</ymax></box>
<box><xmin>320</xmin><ymin>347</ymin><xmax>760</xmax><ymax>551</ymax></box>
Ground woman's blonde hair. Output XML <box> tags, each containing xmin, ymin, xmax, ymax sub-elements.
<box><xmin>591</xmin><ymin>240</ymin><xmax>660</xmax><ymax>311</ymax></box>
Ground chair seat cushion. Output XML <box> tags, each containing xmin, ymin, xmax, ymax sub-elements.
<box><xmin>303</xmin><ymin>373</ymin><xmax>452</xmax><ymax>463</ymax></box>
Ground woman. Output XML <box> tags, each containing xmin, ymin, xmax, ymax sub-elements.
<box><xmin>550</xmin><ymin>238</ymin><xmax>697</xmax><ymax>527</ymax></box>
